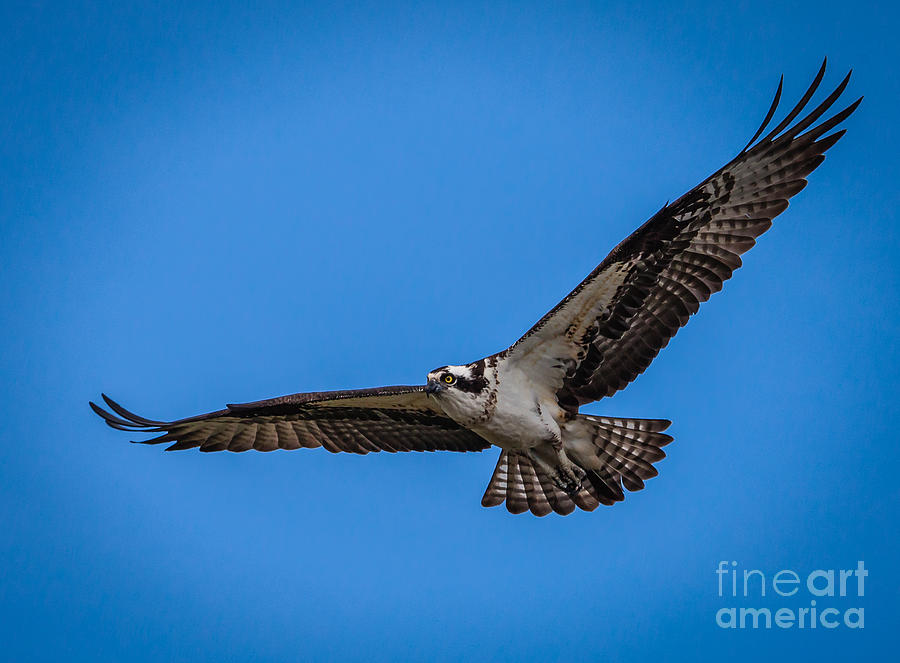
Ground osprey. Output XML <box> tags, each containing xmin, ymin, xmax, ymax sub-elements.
<box><xmin>92</xmin><ymin>61</ymin><xmax>860</xmax><ymax>516</ymax></box>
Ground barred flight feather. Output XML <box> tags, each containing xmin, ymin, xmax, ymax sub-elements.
<box><xmin>502</xmin><ymin>60</ymin><xmax>861</xmax><ymax>410</ymax></box>
<box><xmin>90</xmin><ymin>389</ymin><xmax>491</xmax><ymax>455</ymax></box>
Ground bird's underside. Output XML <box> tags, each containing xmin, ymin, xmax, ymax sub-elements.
<box><xmin>91</xmin><ymin>61</ymin><xmax>860</xmax><ymax>516</ymax></box>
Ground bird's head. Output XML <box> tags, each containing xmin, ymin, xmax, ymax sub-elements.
<box><xmin>425</xmin><ymin>362</ymin><xmax>488</xmax><ymax>398</ymax></box>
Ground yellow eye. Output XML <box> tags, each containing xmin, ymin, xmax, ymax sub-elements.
<box><xmin>443</xmin><ymin>373</ymin><xmax>455</xmax><ymax>384</ymax></box>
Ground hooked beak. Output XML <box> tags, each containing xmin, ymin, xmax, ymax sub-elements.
<box><xmin>425</xmin><ymin>379</ymin><xmax>443</xmax><ymax>395</ymax></box>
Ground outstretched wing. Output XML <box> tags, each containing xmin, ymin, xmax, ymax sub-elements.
<box><xmin>503</xmin><ymin>60</ymin><xmax>861</xmax><ymax>411</ymax></box>
<box><xmin>90</xmin><ymin>385</ymin><xmax>490</xmax><ymax>453</ymax></box>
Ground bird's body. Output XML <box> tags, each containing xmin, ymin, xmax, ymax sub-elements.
<box><xmin>427</xmin><ymin>358</ymin><xmax>586</xmax><ymax>492</ymax></box>
<box><xmin>92</xmin><ymin>61</ymin><xmax>861</xmax><ymax>516</ymax></box>
<box><xmin>428</xmin><ymin>359</ymin><xmax>557</xmax><ymax>450</ymax></box>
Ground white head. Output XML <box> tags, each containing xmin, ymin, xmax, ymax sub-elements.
<box><xmin>425</xmin><ymin>360</ymin><xmax>490</xmax><ymax>422</ymax></box>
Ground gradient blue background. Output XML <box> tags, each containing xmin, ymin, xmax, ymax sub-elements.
<box><xmin>2</xmin><ymin>1</ymin><xmax>897</xmax><ymax>660</ymax></box>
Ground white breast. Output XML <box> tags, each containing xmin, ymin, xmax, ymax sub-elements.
<box><xmin>471</xmin><ymin>361</ymin><xmax>563</xmax><ymax>451</ymax></box>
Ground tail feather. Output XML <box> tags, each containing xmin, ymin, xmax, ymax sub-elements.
<box><xmin>517</xmin><ymin>455</ymin><xmax>554</xmax><ymax>517</ymax></box>
<box><xmin>504</xmin><ymin>453</ymin><xmax>530</xmax><ymax>515</ymax></box>
<box><xmin>480</xmin><ymin>451</ymin><xmax>510</xmax><ymax>508</ymax></box>
<box><xmin>585</xmin><ymin>415</ymin><xmax>673</xmax><ymax>434</ymax></box>
<box><xmin>534</xmin><ymin>468</ymin><xmax>577</xmax><ymax>516</ymax></box>
<box><xmin>480</xmin><ymin>415</ymin><xmax>673</xmax><ymax>516</ymax></box>
<box><xmin>575</xmin><ymin>414</ymin><xmax>671</xmax><ymax>498</ymax></box>
<box><xmin>482</xmin><ymin>451</ymin><xmax>588</xmax><ymax>516</ymax></box>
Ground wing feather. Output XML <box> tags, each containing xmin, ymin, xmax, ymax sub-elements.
<box><xmin>90</xmin><ymin>386</ymin><xmax>490</xmax><ymax>454</ymax></box>
<box><xmin>501</xmin><ymin>60</ymin><xmax>861</xmax><ymax>407</ymax></box>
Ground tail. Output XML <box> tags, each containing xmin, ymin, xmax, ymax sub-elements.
<box><xmin>481</xmin><ymin>415</ymin><xmax>673</xmax><ymax>516</ymax></box>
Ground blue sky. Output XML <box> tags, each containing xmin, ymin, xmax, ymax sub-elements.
<box><xmin>1</xmin><ymin>1</ymin><xmax>897</xmax><ymax>660</ymax></box>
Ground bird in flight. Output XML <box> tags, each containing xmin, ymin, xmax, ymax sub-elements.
<box><xmin>92</xmin><ymin>61</ymin><xmax>860</xmax><ymax>516</ymax></box>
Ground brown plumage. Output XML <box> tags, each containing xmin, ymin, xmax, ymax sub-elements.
<box><xmin>507</xmin><ymin>59</ymin><xmax>861</xmax><ymax>414</ymax></box>
<box><xmin>91</xmin><ymin>387</ymin><xmax>490</xmax><ymax>454</ymax></box>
